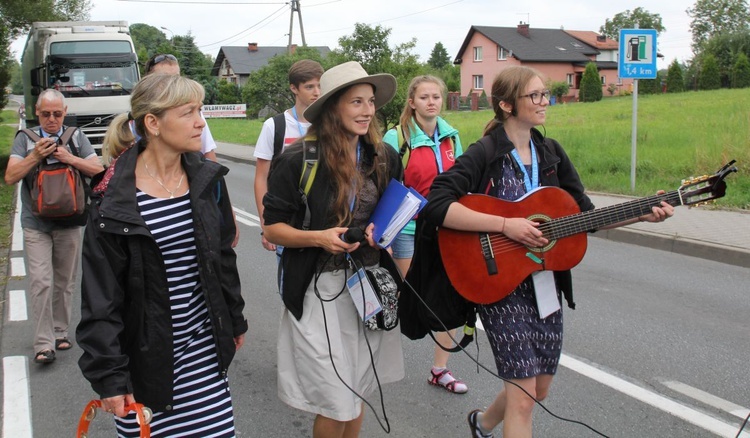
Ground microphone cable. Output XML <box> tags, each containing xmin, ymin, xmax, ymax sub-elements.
<box><xmin>311</xmin><ymin>251</ymin><xmax>393</xmax><ymax>433</ymax></box>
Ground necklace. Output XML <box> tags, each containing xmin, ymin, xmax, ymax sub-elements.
<box><xmin>143</xmin><ymin>161</ymin><xmax>185</xmax><ymax>199</ymax></box>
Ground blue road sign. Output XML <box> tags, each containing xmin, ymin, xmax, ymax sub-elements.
<box><xmin>619</xmin><ymin>29</ymin><xmax>658</xmax><ymax>79</ymax></box>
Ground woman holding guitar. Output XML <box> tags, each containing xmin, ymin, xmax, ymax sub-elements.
<box><xmin>420</xmin><ymin>66</ymin><xmax>674</xmax><ymax>438</ymax></box>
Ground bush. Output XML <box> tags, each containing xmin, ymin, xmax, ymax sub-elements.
<box><xmin>666</xmin><ymin>60</ymin><xmax>685</xmax><ymax>93</ymax></box>
<box><xmin>732</xmin><ymin>52</ymin><xmax>750</xmax><ymax>88</ymax></box>
<box><xmin>579</xmin><ymin>62</ymin><xmax>602</xmax><ymax>102</ymax></box>
<box><xmin>548</xmin><ymin>80</ymin><xmax>570</xmax><ymax>101</ymax></box>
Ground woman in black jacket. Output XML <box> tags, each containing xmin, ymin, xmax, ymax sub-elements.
<box><xmin>77</xmin><ymin>74</ymin><xmax>247</xmax><ymax>438</ymax></box>
<box><xmin>421</xmin><ymin>66</ymin><xmax>673</xmax><ymax>438</ymax></box>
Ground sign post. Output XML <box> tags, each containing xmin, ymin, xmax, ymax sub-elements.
<box><xmin>618</xmin><ymin>28</ymin><xmax>657</xmax><ymax>192</ymax></box>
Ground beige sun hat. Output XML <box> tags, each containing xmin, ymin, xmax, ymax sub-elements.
<box><xmin>303</xmin><ymin>61</ymin><xmax>397</xmax><ymax>123</ymax></box>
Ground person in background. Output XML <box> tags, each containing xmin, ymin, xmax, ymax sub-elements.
<box><xmin>5</xmin><ymin>89</ymin><xmax>104</xmax><ymax>364</ymax></box>
<box><xmin>382</xmin><ymin>75</ymin><xmax>467</xmax><ymax>394</ymax></box>
<box><xmin>254</xmin><ymin>59</ymin><xmax>323</xmax><ymax>253</ymax></box>
<box><xmin>263</xmin><ymin>61</ymin><xmax>404</xmax><ymax>438</ymax></box>
<box><xmin>77</xmin><ymin>74</ymin><xmax>247</xmax><ymax>438</ymax></box>
<box><xmin>141</xmin><ymin>53</ymin><xmax>240</xmax><ymax>247</ymax></box>
<box><xmin>101</xmin><ymin>113</ymin><xmax>135</xmax><ymax>166</ymax></box>
<box><xmin>420</xmin><ymin>66</ymin><xmax>674</xmax><ymax>438</ymax></box>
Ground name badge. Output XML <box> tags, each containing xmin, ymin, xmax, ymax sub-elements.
<box><xmin>346</xmin><ymin>268</ymin><xmax>382</xmax><ymax>321</ymax></box>
<box><xmin>532</xmin><ymin>271</ymin><xmax>560</xmax><ymax>319</ymax></box>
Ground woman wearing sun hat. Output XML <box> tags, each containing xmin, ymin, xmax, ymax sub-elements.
<box><xmin>262</xmin><ymin>61</ymin><xmax>405</xmax><ymax>438</ymax></box>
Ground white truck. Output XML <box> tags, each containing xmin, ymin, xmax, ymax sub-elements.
<box><xmin>21</xmin><ymin>21</ymin><xmax>140</xmax><ymax>149</ymax></box>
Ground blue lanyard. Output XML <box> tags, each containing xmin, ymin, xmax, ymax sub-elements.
<box><xmin>291</xmin><ymin>107</ymin><xmax>307</xmax><ymax>137</ymax></box>
<box><xmin>349</xmin><ymin>142</ymin><xmax>361</xmax><ymax>212</ymax></box>
<box><xmin>510</xmin><ymin>139</ymin><xmax>539</xmax><ymax>192</ymax></box>
<box><xmin>432</xmin><ymin>129</ymin><xmax>444</xmax><ymax>173</ymax></box>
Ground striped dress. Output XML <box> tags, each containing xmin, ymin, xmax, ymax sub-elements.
<box><xmin>115</xmin><ymin>191</ymin><xmax>236</xmax><ymax>438</ymax></box>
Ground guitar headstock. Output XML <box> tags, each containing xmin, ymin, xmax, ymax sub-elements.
<box><xmin>678</xmin><ymin>160</ymin><xmax>738</xmax><ymax>206</ymax></box>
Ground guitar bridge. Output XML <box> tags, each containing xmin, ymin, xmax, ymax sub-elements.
<box><xmin>479</xmin><ymin>233</ymin><xmax>498</xmax><ymax>276</ymax></box>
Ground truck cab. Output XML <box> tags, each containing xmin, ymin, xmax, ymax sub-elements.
<box><xmin>22</xmin><ymin>21</ymin><xmax>140</xmax><ymax>151</ymax></box>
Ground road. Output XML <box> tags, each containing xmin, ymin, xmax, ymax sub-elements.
<box><xmin>2</xmin><ymin>159</ymin><xmax>748</xmax><ymax>437</ymax></box>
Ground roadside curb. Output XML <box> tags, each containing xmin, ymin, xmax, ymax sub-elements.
<box><xmin>593</xmin><ymin>227</ymin><xmax>750</xmax><ymax>269</ymax></box>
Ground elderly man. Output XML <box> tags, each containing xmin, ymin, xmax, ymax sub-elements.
<box><xmin>5</xmin><ymin>89</ymin><xmax>103</xmax><ymax>364</ymax></box>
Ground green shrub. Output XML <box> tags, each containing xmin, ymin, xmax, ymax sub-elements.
<box><xmin>579</xmin><ymin>62</ymin><xmax>603</xmax><ymax>102</ymax></box>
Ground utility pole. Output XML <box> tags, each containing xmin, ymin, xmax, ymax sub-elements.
<box><xmin>287</xmin><ymin>0</ymin><xmax>307</xmax><ymax>54</ymax></box>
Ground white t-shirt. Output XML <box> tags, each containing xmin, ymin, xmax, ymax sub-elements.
<box><xmin>128</xmin><ymin>112</ymin><xmax>216</xmax><ymax>155</ymax></box>
<box><xmin>253</xmin><ymin>109</ymin><xmax>311</xmax><ymax>160</ymax></box>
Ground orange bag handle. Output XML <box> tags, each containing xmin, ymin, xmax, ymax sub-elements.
<box><xmin>76</xmin><ymin>399</ymin><xmax>152</xmax><ymax>438</ymax></box>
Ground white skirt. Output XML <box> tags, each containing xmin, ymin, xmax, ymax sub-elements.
<box><xmin>277</xmin><ymin>268</ymin><xmax>405</xmax><ymax>421</ymax></box>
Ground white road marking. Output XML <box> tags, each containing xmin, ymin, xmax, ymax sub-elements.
<box><xmin>475</xmin><ymin>318</ymin><xmax>748</xmax><ymax>437</ymax></box>
<box><xmin>8</xmin><ymin>290</ymin><xmax>27</xmax><ymax>321</ymax></box>
<box><xmin>233</xmin><ymin>207</ymin><xmax>260</xmax><ymax>228</ymax></box>
<box><xmin>2</xmin><ymin>356</ymin><xmax>33</xmax><ymax>438</ymax></box>
<box><xmin>560</xmin><ymin>355</ymin><xmax>749</xmax><ymax>438</ymax></box>
<box><xmin>663</xmin><ymin>380</ymin><xmax>750</xmax><ymax>420</ymax></box>
<box><xmin>11</xmin><ymin>257</ymin><xmax>26</xmax><ymax>277</ymax></box>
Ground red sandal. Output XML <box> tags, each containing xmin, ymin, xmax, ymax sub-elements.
<box><xmin>428</xmin><ymin>368</ymin><xmax>468</xmax><ymax>394</ymax></box>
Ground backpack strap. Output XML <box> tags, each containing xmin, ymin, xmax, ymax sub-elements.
<box><xmin>17</xmin><ymin>128</ymin><xmax>43</xmax><ymax>143</ymax></box>
<box><xmin>59</xmin><ymin>127</ymin><xmax>79</xmax><ymax>157</ymax></box>
<box><xmin>298</xmin><ymin>139</ymin><xmax>319</xmax><ymax>230</ymax></box>
<box><xmin>396</xmin><ymin>125</ymin><xmax>411</xmax><ymax>170</ymax></box>
<box><xmin>272</xmin><ymin>112</ymin><xmax>287</xmax><ymax>160</ymax></box>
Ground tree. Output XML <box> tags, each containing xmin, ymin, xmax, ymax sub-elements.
<box><xmin>579</xmin><ymin>62</ymin><xmax>602</xmax><ymax>102</ymax></box>
<box><xmin>599</xmin><ymin>7</ymin><xmax>665</xmax><ymax>41</ymax></box>
<box><xmin>0</xmin><ymin>0</ymin><xmax>91</xmax><ymax>40</ymax></box>
<box><xmin>216</xmin><ymin>80</ymin><xmax>241</xmax><ymax>104</ymax></box>
<box><xmin>427</xmin><ymin>42</ymin><xmax>451</xmax><ymax>69</ymax></box>
<box><xmin>171</xmin><ymin>34</ymin><xmax>213</xmax><ymax>82</ymax></box>
<box><xmin>666</xmin><ymin>60</ymin><xmax>685</xmax><ymax>92</ymax></box>
<box><xmin>732</xmin><ymin>52</ymin><xmax>750</xmax><ymax>88</ymax></box>
<box><xmin>687</xmin><ymin>0</ymin><xmax>750</xmax><ymax>52</ymax></box>
<box><xmin>698</xmin><ymin>54</ymin><xmax>722</xmax><ymax>90</ymax></box>
<box><xmin>241</xmin><ymin>46</ymin><xmax>327</xmax><ymax>118</ymax></box>
<box><xmin>697</xmin><ymin>31</ymin><xmax>750</xmax><ymax>87</ymax></box>
<box><xmin>130</xmin><ymin>23</ymin><xmax>170</xmax><ymax>57</ymax></box>
<box><xmin>330</xmin><ymin>23</ymin><xmax>424</xmax><ymax>128</ymax></box>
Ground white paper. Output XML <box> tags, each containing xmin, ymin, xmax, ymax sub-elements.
<box><xmin>378</xmin><ymin>192</ymin><xmax>423</xmax><ymax>247</ymax></box>
<box><xmin>346</xmin><ymin>268</ymin><xmax>382</xmax><ymax>321</ymax></box>
<box><xmin>532</xmin><ymin>271</ymin><xmax>560</xmax><ymax>319</ymax></box>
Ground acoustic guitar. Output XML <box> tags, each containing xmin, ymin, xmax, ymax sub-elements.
<box><xmin>438</xmin><ymin>161</ymin><xmax>738</xmax><ymax>304</ymax></box>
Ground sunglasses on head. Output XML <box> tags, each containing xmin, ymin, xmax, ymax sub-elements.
<box><xmin>40</xmin><ymin>111</ymin><xmax>64</xmax><ymax>119</ymax></box>
<box><xmin>148</xmin><ymin>54</ymin><xmax>178</xmax><ymax>71</ymax></box>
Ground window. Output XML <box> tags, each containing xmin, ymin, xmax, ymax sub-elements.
<box><xmin>566</xmin><ymin>74</ymin><xmax>574</xmax><ymax>86</ymax></box>
<box><xmin>498</xmin><ymin>46</ymin><xmax>507</xmax><ymax>60</ymax></box>
<box><xmin>473</xmin><ymin>75</ymin><xmax>484</xmax><ymax>89</ymax></box>
<box><xmin>601</xmin><ymin>75</ymin><xmax>606</xmax><ymax>85</ymax></box>
<box><xmin>473</xmin><ymin>46</ymin><xmax>483</xmax><ymax>61</ymax></box>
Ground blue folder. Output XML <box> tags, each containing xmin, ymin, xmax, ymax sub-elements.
<box><xmin>369</xmin><ymin>178</ymin><xmax>427</xmax><ymax>248</ymax></box>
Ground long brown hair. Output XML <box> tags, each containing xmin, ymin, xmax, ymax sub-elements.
<box><xmin>307</xmin><ymin>84</ymin><xmax>389</xmax><ymax>226</ymax></box>
<box><xmin>484</xmin><ymin>66</ymin><xmax>542</xmax><ymax>135</ymax></box>
<box><xmin>399</xmin><ymin>75</ymin><xmax>446</xmax><ymax>139</ymax></box>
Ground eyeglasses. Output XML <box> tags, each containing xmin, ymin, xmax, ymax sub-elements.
<box><xmin>519</xmin><ymin>90</ymin><xmax>551</xmax><ymax>105</ymax></box>
<box><xmin>147</xmin><ymin>54</ymin><xmax>178</xmax><ymax>71</ymax></box>
<box><xmin>39</xmin><ymin>111</ymin><xmax>64</xmax><ymax>119</ymax></box>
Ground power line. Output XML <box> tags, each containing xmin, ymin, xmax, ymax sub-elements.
<box><xmin>115</xmin><ymin>0</ymin><xmax>284</xmax><ymax>4</ymax></box>
<box><xmin>197</xmin><ymin>4</ymin><xmax>289</xmax><ymax>49</ymax></box>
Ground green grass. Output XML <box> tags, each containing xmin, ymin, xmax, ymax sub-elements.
<box><xmin>0</xmin><ymin>109</ymin><xmax>20</xmax><ymax>269</ymax></box>
<box><xmin>211</xmin><ymin>90</ymin><xmax>750</xmax><ymax>209</ymax></box>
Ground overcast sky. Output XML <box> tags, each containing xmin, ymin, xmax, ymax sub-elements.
<box><xmin>11</xmin><ymin>0</ymin><xmax>695</xmax><ymax>69</ymax></box>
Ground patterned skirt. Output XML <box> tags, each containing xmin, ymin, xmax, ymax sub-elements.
<box><xmin>478</xmin><ymin>277</ymin><xmax>563</xmax><ymax>380</ymax></box>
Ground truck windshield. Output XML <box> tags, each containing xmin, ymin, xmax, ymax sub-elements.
<box><xmin>50</xmin><ymin>41</ymin><xmax>139</xmax><ymax>95</ymax></box>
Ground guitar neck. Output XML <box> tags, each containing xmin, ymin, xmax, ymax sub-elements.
<box><xmin>540</xmin><ymin>190</ymin><xmax>682</xmax><ymax>240</ymax></box>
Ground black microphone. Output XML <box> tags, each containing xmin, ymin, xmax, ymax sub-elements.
<box><xmin>340</xmin><ymin>227</ymin><xmax>365</xmax><ymax>244</ymax></box>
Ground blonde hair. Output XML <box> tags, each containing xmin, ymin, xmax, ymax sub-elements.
<box><xmin>307</xmin><ymin>84</ymin><xmax>389</xmax><ymax>227</ymax></box>
<box><xmin>398</xmin><ymin>75</ymin><xmax>446</xmax><ymax>139</ymax></box>
<box><xmin>130</xmin><ymin>74</ymin><xmax>205</xmax><ymax>141</ymax></box>
<box><xmin>484</xmin><ymin>66</ymin><xmax>544</xmax><ymax>135</ymax></box>
<box><xmin>101</xmin><ymin>113</ymin><xmax>135</xmax><ymax>165</ymax></box>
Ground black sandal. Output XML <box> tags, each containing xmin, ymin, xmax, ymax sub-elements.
<box><xmin>55</xmin><ymin>338</ymin><xmax>72</xmax><ymax>350</ymax></box>
<box><xmin>34</xmin><ymin>350</ymin><xmax>55</xmax><ymax>364</ymax></box>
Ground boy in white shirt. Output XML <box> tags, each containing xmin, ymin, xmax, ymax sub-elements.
<box><xmin>254</xmin><ymin>59</ymin><xmax>323</xmax><ymax>252</ymax></box>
